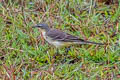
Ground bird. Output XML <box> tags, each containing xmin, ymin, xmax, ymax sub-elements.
<box><xmin>32</xmin><ymin>23</ymin><xmax>104</xmax><ymax>48</ymax></box>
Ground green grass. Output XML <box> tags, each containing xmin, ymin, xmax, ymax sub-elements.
<box><xmin>0</xmin><ymin>0</ymin><xmax>120</xmax><ymax>80</ymax></box>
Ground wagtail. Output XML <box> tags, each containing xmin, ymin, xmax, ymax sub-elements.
<box><xmin>33</xmin><ymin>23</ymin><xmax>104</xmax><ymax>48</ymax></box>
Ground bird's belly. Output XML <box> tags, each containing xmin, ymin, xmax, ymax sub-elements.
<box><xmin>46</xmin><ymin>39</ymin><xmax>66</xmax><ymax>48</ymax></box>
<box><xmin>45</xmin><ymin>37</ymin><xmax>71</xmax><ymax>48</ymax></box>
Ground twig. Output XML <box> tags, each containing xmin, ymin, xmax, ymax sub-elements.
<box><xmin>7</xmin><ymin>47</ymin><xmax>24</xmax><ymax>52</ymax></box>
<box><xmin>21</xmin><ymin>0</ymin><xmax>27</xmax><ymax>26</ymax></box>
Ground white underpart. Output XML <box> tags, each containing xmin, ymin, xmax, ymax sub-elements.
<box><xmin>42</xmin><ymin>31</ymin><xmax>65</xmax><ymax>48</ymax></box>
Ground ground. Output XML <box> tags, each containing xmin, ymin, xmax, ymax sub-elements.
<box><xmin>0</xmin><ymin>0</ymin><xmax>120</xmax><ymax>80</ymax></box>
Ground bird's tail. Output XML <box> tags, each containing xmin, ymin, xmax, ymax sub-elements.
<box><xmin>75</xmin><ymin>40</ymin><xmax>104</xmax><ymax>45</ymax></box>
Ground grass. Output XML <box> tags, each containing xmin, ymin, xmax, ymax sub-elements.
<box><xmin>0</xmin><ymin>0</ymin><xmax>120</xmax><ymax>80</ymax></box>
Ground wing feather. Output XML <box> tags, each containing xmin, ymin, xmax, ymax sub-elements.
<box><xmin>46</xmin><ymin>29</ymin><xmax>84</xmax><ymax>42</ymax></box>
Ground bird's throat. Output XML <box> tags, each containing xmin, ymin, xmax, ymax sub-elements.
<box><xmin>41</xmin><ymin>30</ymin><xmax>47</xmax><ymax>40</ymax></box>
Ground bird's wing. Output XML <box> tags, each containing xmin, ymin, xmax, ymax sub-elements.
<box><xmin>46</xmin><ymin>29</ymin><xmax>85</xmax><ymax>42</ymax></box>
<box><xmin>46</xmin><ymin>29</ymin><xmax>104</xmax><ymax>45</ymax></box>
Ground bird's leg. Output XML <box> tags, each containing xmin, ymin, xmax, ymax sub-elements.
<box><xmin>53</xmin><ymin>48</ymin><xmax>59</xmax><ymax>59</ymax></box>
<box><xmin>60</xmin><ymin>46</ymin><xmax>72</xmax><ymax>64</ymax></box>
<box><xmin>56</xmin><ymin>48</ymin><xmax>59</xmax><ymax>54</ymax></box>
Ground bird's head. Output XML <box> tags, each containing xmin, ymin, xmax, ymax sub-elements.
<box><xmin>33</xmin><ymin>23</ymin><xmax>50</xmax><ymax>31</ymax></box>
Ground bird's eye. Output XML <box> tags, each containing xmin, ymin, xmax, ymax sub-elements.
<box><xmin>38</xmin><ymin>25</ymin><xmax>42</xmax><ymax>27</ymax></box>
